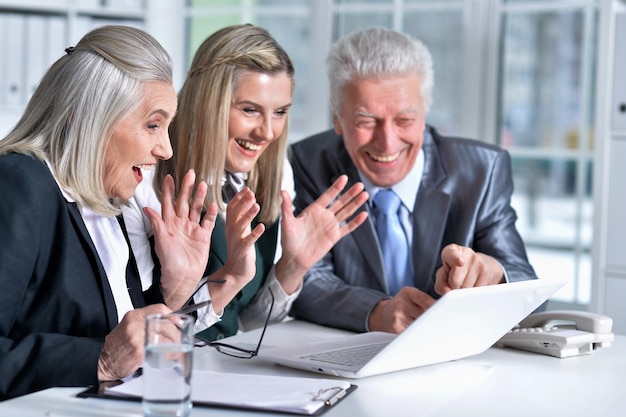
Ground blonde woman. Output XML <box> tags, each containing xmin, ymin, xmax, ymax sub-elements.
<box><xmin>124</xmin><ymin>24</ymin><xmax>368</xmax><ymax>341</ymax></box>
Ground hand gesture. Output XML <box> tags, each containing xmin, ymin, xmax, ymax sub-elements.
<box><xmin>367</xmin><ymin>287</ymin><xmax>436</xmax><ymax>333</ymax></box>
<box><xmin>222</xmin><ymin>188</ymin><xmax>266</xmax><ymax>284</ymax></box>
<box><xmin>276</xmin><ymin>175</ymin><xmax>369</xmax><ymax>294</ymax></box>
<box><xmin>202</xmin><ymin>188</ymin><xmax>265</xmax><ymax>314</ymax></box>
<box><xmin>434</xmin><ymin>244</ymin><xmax>505</xmax><ymax>295</ymax></box>
<box><xmin>143</xmin><ymin>169</ymin><xmax>217</xmax><ymax>309</ymax></box>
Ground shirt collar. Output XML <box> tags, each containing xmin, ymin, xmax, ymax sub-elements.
<box><xmin>44</xmin><ymin>159</ymin><xmax>76</xmax><ymax>203</ymax></box>
<box><xmin>221</xmin><ymin>171</ymin><xmax>248</xmax><ymax>186</ymax></box>
<box><xmin>359</xmin><ymin>144</ymin><xmax>425</xmax><ymax>213</ymax></box>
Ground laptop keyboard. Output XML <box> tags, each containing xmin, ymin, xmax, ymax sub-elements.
<box><xmin>300</xmin><ymin>342</ymin><xmax>388</xmax><ymax>367</ymax></box>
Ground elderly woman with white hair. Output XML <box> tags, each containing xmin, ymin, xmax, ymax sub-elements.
<box><xmin>0</xmin><ymin>25</ymin><xmax>216</xmax><ymax>400</ymax></box>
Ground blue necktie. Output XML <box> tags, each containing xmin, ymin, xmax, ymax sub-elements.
<box><xmin>374</xmin><ymin>189</ymin><xmax>412</xmax><ymax>295</ymax></box>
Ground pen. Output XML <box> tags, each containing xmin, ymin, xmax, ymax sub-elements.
<box><xmin>174</xmin><ymin>300</ymin><xmax>212</xmax><ymax>315</ymax></box>
<box><xmin>324</xmin><ymin>388</ymin><xmax>347</xmax><ymax>406</ymax></box>
<box><xmin>315</xmin><ymin>387</ymin><xmax>348</xmax><ymax>406</ymax></box>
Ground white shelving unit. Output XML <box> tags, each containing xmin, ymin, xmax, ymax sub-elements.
<box><xmin>592</xmin><ymin>0</ymin><xmax>626</xmax><ymax>334</ymax></box>
<box><xmin>0</xmin><ymin>0</ymin><xmax>148</xmax><ymax>137</ymax></box>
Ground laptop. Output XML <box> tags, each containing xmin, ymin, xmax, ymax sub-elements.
<box><xmin>258</xmin><ymin>279</ymin><xmax>565</xmax><ymax>378</ymax></box>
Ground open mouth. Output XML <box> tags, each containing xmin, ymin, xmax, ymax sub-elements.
<box><xmin>235</xmin><ymin>139</ymin><xmax>262</xmax><ymax>152</ymax></box>
<box><xmin>132</xmin><ymin>164</ymin><xmax>153</xmax><ymax>182</ymax></box>
<box><xmin>367</xmin><ymin>151</ymin><xmax>400</xmax><ymax>163</ymax></box>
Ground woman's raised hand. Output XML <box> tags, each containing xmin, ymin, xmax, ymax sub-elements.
<box><xmin>276</xmin><ymin>175</ymin><xmax>369</xmax><ymax>294</ymax></box>
<box><xmin>143</xmin><ymin>169</ymin><xmax>217</xmax><ymax>309</ymax></box>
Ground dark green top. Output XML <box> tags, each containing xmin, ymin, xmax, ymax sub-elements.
<box><xmin>196</xmin><ymin>217</ymin><xmax>279</xmax><ymax>341</ymax></box>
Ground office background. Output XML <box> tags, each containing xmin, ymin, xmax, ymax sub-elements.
<box><xmin>0</xmin><ymin>0</ymin><xmax>624</xmax><ymax>331</ymax></box>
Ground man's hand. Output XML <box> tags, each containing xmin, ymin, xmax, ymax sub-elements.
<box><xmin>434</xmin><ymin>244</ymin><xmax>505</xmax><ymax>295</ymax></box>
<box><xmin>367</xmin><ymin>287</ymin><xmax>436</xmax><ymax>333</ymax></box>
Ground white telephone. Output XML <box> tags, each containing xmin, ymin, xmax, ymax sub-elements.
<box><xmin>496</xmin><ymin>310</ymin><xmax>614</xmax><ymax>358</ymax></box>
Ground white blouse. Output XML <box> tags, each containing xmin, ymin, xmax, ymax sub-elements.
<box><xmin>46</xmin><ymin>162</ymin><xmax>134</xmax><ymax>323</ymax></box>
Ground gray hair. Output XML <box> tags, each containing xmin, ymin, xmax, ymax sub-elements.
<box><xmin>327</xmin><ymin>27</ymin><xmax>434</xmax><ymax>114</ymax></box>
<box><xmin>0</xmin><ymin>25</ymin><xmax>173</xmax><ymax>216</ymax></box>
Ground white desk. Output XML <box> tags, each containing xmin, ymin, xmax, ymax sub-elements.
<box><xmin>1</xmin><ymin>319</ymin><xmax>623</xmax><ymax>417</ymax></box>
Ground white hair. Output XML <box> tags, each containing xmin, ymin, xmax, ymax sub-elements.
<box><xmin>0</xmin><ymin>25</ymin><xmax>173</xmax><ymax>216</ymax></box>
<box><xmin>327</xmin><ymin>27</ymin><xmax>434</xmax><ymax>114</ymax></box>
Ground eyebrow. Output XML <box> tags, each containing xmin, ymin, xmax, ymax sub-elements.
<box><xmin>150</xmin><ymin>108</ymin><xmax>176</xmax><ymax>119</ymax></box>
<box><xmin>355</xmin><ymin>106</ymin><xmax>419</xmax><ymax>119</ymax></box>
<box><xmin>234</xmin><ymin>100</ymin><xmax>292</xmax><ymax>110</ymax></box>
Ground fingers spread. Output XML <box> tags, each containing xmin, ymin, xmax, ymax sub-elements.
<box><xmin>315</xmin><ymin>175</ymin><xmax>349</xmax><ymax>209</ymax></box>
<box><xmin>247</xmin><ymin>223</ymin><xmax>266</xmax><ymax>246</ymax></box>
<box><xmin>332</xmin><ymin>184</ymin><xmax>368</xmax><ymax>222</ymax></box>
<box><xmin>189</xmin><ymin>180</ymin><xmax>208</xmax><ymax>224</ymax></box>
<box><xmin>339</xmin><ymin>211</ymin><xmax>369</xmax><ymax>237</ymax></box>
<box><xmin>160</xmin><ymin>174</ymin><xmax>176</xmax><ymax>220</ymax></box>
<box><xmin>174</xmin><ymin>169</ymin><xmax>196</xmax><ymax>218</ymax></box>
<box><xmin>202</xmin><ymin>202</ymin><xmax>219</xmax><ymax>229</ymax></box>
<box><xmin>224</xmin><ymin>188</ymin><xmax>264</xmax><ymax>245</ymax></box>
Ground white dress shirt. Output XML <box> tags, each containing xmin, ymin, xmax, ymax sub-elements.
<box><xmin>359</xmin><ymin>149</ymin><xmax>425</xmax><ymax>251</ymax></box>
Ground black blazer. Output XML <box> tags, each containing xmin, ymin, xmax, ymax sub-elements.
<box><xmin>0</xmin><ymin>153</ymin><xmax>158</xmax><ymax>400</ymax></box>
<box><xmin>289</xmin><ymin>127</ymin><xmax>538</xmax><ymax>332</ymax></box>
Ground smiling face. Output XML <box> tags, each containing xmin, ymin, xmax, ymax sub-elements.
<box><xmin>225</xmin><ymin>71</ymin><xmax>292</xmax><ymax>174</ymax></box>
<box><xmin>334</xmin><ymin>73</ymin><xmax>426</xmax><ymax>188</ymax></box>
<box><xmin>103</xmin><ymin>80</ymin><xmax>177</xmax><ymax>200</ymax></box>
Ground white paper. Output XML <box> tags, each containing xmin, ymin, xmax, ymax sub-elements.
<box><xmin>105</xmin><ymin>370</ymin><xmax>352</xmax><ymax>415</ymax></box>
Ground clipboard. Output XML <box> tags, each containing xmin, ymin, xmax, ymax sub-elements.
<box><xmin>78</xmin><ymin>370</ymin><xmax>356</xmax><ymax>416</ymax></box>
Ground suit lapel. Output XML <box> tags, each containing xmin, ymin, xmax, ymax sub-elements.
<box><xmin>412</xmin><ymin>128</ymin><xmax>451</xmax><ymax>294</ymax></box>
<box><xmin>336</xmin><ymin>146</ymin><xmax>387</xmax><ymax>289</ymax></box>
<box><xmin>335</xmin><ymin>127</ymin><xmax>452</xmax><ymax>295</ymax></box>
<box><xmin>351</xmin><ymin>203</ymin><xmax>384</xmax><ymax>282</ymax></box>
<box><xmin>117</xmin><ymin>215</ymin><xmax>146</xmax><ymax>309</ymax></box>
<box><xmin>66</xmin><ymin>202</ymin><xmax>119</xmax><ymax>330</ymax></box>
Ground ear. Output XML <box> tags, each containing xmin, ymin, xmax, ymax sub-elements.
<box><xmin>333</xmin><ymin>114</ymin><xmax>343</xmax><ymax>136</ymax></box>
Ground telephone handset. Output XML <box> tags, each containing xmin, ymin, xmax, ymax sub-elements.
<box><xmin>496</xmin><ymin>310</ymin><xmax>614</xmax><ymax>358</ymax></box>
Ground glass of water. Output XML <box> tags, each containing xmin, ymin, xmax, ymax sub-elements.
<box><xmin>143</xmin><ymin>313</ymin><xmax>194</xmax><ymax>417</ymax></box>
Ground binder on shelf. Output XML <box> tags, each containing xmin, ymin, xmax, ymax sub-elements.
<box><xmin>25</xmin><ymin>14</ymin><xmax>46</xmax><ymax>101</ymax></box>
<box><xmin>45</xmin><ymin>16</ymin><xmax>67</xmax><ymax>72</ymax></box>
<box><xmin>0</xmin><ymin>14</ymin><xmax>6</xmax><ymax>107</ymax></box>
<box><xmin>79</xmin><ymin>370</ymin><xmax>356</xmax><ymax>416</ymax></box>
<box><xmin>3</xmin><ymin>13</ymin><xmax>26</xmax><ymax>107</ymax></box>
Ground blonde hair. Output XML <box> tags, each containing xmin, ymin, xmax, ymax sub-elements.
<box><xmin>0</xmin><ymin>25</ymin><xmax>173</xmax><ymax>216</ymax></box>
<box><xmin>156</xmin><ymin>24</ymin><xmax>294</xmax><ymax>225</ymax></box>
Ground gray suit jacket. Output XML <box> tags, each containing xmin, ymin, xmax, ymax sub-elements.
<box><xmin>289</xmin><ymin>126</ymin><xmax>538</xmax><ymax>332</ymax></box>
